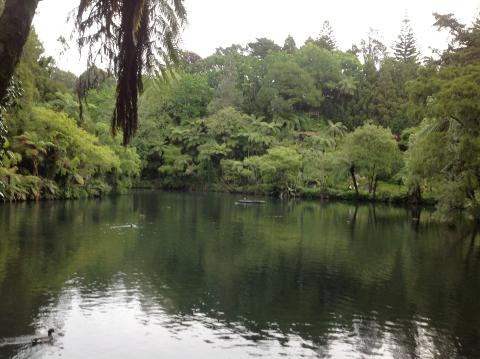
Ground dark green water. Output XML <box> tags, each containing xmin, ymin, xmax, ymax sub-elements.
<box><xmin>0</xmin><ymin>191</ymin><xmax>479</xmax><ymax>358</ymax></box>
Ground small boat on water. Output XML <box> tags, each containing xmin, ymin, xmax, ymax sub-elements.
<box><xmin>236</xmin><ymin>199</ymin><xmax>266</xmax><ymax>205</ymax></box>
<box><xmin>110</xmin><ymin>224</ymin><xmax>139</xmax><ymax>229</ymax></box>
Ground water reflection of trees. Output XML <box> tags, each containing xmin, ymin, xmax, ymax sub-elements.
<box><xmin>0</xmin><ymin>192</ymin><xmax>479</xmax><ymax>357</ymax></box>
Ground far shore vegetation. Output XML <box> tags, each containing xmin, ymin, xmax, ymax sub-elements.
<box><xmin>1</xmin><ymin>2</ymin><xmax>480</xmax><ymax>223</ymax></box>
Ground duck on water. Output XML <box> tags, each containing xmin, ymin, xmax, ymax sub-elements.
<box><xmin>31</xmin><ymin>329</ymin><xmax>54</xmax><ymax>345</ymax></box>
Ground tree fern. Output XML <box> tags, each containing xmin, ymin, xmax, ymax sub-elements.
<box><xmin>76</xmin><ymin>0</ymin><xmax>187</xmax><ymax>144</ymax></box>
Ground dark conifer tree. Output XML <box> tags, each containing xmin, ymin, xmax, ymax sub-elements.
<box><xmin>315</xmin><ymin>21</ymin><xmax>337</xmax><ymax>51</ymax></box>
<box><xmin>283</xmin><ymin>35</ymin><xmax>297</xmax><ymax>54</ymax></box>
<box><xmin>393</xmin><ymin>16</ymin><xmax>419</xmax><ymax>63</ymax></box>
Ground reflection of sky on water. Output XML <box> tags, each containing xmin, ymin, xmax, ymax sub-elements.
<box><xmin>9</xmin><ymin>276</ymin><xmax>450</xmax><ymax>359</ymax></box>
<box><xmin>1</xmin><ymin>192</ymin><xmax>479</xmax><ymax>359</ymax></box>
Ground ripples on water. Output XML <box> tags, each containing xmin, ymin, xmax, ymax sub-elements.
<box><xmin>0</xmin><ymin>191</ymin><xmax>479</xmax><ymax>358</ymax></box>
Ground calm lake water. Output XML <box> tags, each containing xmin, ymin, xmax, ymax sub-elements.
<box><xmin>0</xmin><ymin>191</ymin><xmax>479</xmax><ymax>359</ymax></box>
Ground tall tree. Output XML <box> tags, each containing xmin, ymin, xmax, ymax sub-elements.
<box><xmin>247</xmin><ymin>38</ymin><xmax>281</xmax><ymax>58</ymax></box>
<box><xmin>344</xmin><ymin>123</ymin><xmax>400</xmax><ymax>196</ymax></box>
<box><xmin>361</xmin><ymin>29</ymin><xmax>387</xmax><ymax>67</ymax></box>
<box><xmin>283</xmin><ymin>35</ymin><xmax>297</xmax><ymax>54</ymax></box>
<box><xmin>393</xmin><ymin>16</ymin><xmax>419</xmax><ymax>63</ymax></box>
<box><xmin>0</xmin><ymin>0</ymin><xmax>39</xmax><ymax>101</ymax></box>
<box><xmin>315</xmin><ymin>21</ymin><xmax>337</xmax><ymax>51</ymax></box>
<box><xmin>76</xmin><ymin>0</ymin><xmax>187</xmax><ymax>144</ymax></box>
<box><xmin>257</xmin><ymin>60</ymin><xmax>322</xmax><ymax>121</ymax></box>
<box><xmin>433</xmin><ymin>12</ymin><xmax>480</xmax><ymax>65</ymax></box>
<box><xmin>208</xmin><ymin>57</ymin><xmax>242</xmax><ymax>113</ymax></box>
<box><xmin>406</xmin><ymin>14</ymin><xmax>480</xmax><ymax>221</ymax></box>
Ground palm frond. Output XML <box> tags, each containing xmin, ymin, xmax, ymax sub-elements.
<box><xmin>76</xmin><ymin>0</ymin><xmax>187</xmax><ymax>144</ymax></box>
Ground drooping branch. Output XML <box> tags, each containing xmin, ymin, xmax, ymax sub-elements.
<box><xmin>112</xmin><ymin>0</ymin><xmax>145</xmax><ymax>144</ymax></box>
<box><xmin>76</xmin><ymin>0</ymin><xmax>187</xmax><ymax>145</ymax></box>
<box><xmin>76</xmin><ymin>65</ymin><xmax>109</xmax><ymax>123</ymax></box>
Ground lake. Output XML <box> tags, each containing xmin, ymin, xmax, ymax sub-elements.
<box><xmin>0</xmin><ymin>191</ymin><xmax>479</xmax><ymax>358</ymax></box>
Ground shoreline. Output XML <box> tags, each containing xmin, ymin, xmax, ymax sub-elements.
<box><xmin>132</xmin><ymin>182</ymin><xmax>437</xmax><ymax>207</ymax></box>
<box><xmin>0</xmin><ymin>181</ymin><xmax>436</xmax><ymax>207</ymax></box>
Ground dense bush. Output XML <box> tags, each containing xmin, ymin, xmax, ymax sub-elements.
<box><xmin>0</xmin><ymin>31</ymin><xmax>140</xmax><ymax>201</ymax></box>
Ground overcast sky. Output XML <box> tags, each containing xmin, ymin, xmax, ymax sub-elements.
<box><xmin>34</xmin><ymin>0</ymin><xmax>480</xmax><ymax>75</ymax></box>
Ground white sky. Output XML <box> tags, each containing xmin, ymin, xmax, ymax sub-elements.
<box><xmin>34</xmin><ymin>0</ymin><xmax>480</xmax><ymax>75</ymax></box>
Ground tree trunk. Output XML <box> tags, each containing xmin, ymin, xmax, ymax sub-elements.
<box><xmin>0</xmin><ymin>0</ymin><xmax>39</xmax><ymax>102</ymax></box>
<box><xmin>77</xmin><ymin>91</ymin><xmax>84</xmax><ymax>123</ymax></box>
<box><xmin>33</xmin><ymin>158</ymin><xmax>38</xmax><ymax>177</ymax></box>
<box><xmin>409</xmin><ymin>183</ymin><xmax>422</xmax><ymax>204</ymax></box>
<box><xmin>350</xmin><ymin>164</ymin><xmax>359</xmax><ymax>196</ymax></box>
<box><xmin>373</xmin><ymin>176</ymin><xmax>378</xmax><ymax>198</ymax></box>
<box><xmin>470</xmin><ymin>220</ymin><xmax>479</xmax><ymax>246</ymax></box>
<box><xmin>368</xmin><ymin>166</ymin><xmax>376</xmax><ymax>194</ymax></box>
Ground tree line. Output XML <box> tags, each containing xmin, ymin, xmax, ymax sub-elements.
<box><xmin>0</xmin><ymin>4</ymin><xmax>480</xmax><ymax>223</ymax></box>
<box><xmin>128</xmin><ymin>14</ymin><xmax>480</xmax><ymax>224</ymax></box>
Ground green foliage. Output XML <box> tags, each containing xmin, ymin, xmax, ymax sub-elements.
<box><xmin>137</xmin><ymin>107</ymin><xmax>281</xmax><ymax>189</ymax></box>
<box><xmin>124</xmin><ymin>14</ymin><xmax>480</xmax><ymax>215</ymax></box>
<box><xmin>4</xmin><ymin>10</ymin><xmax>480</xmax><ymax>222</ymax></box>
<box><xmin>2</xmin><ymin>107</ymin><xmax>122</xmax><ymax>199</ymax></box>
<box><xmin>0</xmin><ymin>77</ymin><xmax>23</xmax><ymax>158</ymax></box>
<box><xmin>222</xmin><ymin>146</ymin><xmax>302</xmax><ymax>197</ymax></box>
<box><xmin>75</xmin><ymin>0</ymin><xmax>187</xmax><ymax>144</ymax></box>
<box><xmin>249</xmin><ymin>146</ymin><xmax>302</xmax><ymax>195</ymax></box>
<box><xmin>76</xmin><ymin>66</ymin><xmax>110</xmax><ymax>122</ymax></box>
<box><xmin>371</xmin><ymin>58</ymin><xmax>419</xmax><ymax>133</ymax></box>
<box><xmin>158</xmin><ymin>145</ymin><xmax>197</xmax><ymax>189</ymax></box>
<box><xmin>405</xmin><ymin>120</ymin><xmax>446</xmax><ymax>190</ymax></box>
<box><xmin>166</xmin><ymin>72</ymin><xmax>214</xmax><ymax>123</ymax></box>
<box><xmin>343</xmin><ymin>123</ymin><xmax>401</xmax><ymax>194</ymax></box>
<box><xmin>433</xmin><ymin>13</ymin><xmax>480</xmax><ymax>65</ymax></box>
<box><xmin>207</xmin><ymin>59</ymin><xmax>242</xmax><ymax>113</ymax></box>
<box><xmin>248</xmin><ymin>38</ymin><xmax>281</xmax><ymax>58</ymax></box>
<box><xmin>301</xmin><ymin>148</ymin><xmax>348</xmax><ymax>190</ymax></box>
<box><xmin>0</xmin><ymin>152</ymin><xmax>45</xmax><ymax>201</ymax></box>
<box><xmin>403</xmin><ymin>15</ymin><xmax>480</xmax><ymax>221</ymax></box>
<box><xmin>312</xmin><ymin>21</ymin><xmax>337</xmax><ymax>51</ymax></box>
<box><xmin>257</xmin><ymin>60</ymin><xmax>322</xmax><ymax>121</ymax></box>
<box><xmin>0</xmin><ymin>30</ymin><xmax>140</xmax><ymax>201</ymax></box>
<box><xmin>283</xmin><ymin>35</ymin><xmax>297</xmax><ymax>54</ymax></box>
<box><xmin>394</xmin><ymin>16</ymin><xmax>419</xmax><ymax>63</ymax></box>
<box><xmin>360</xmin><ymin>29</ymin><xmax>387</xmax><ymax>67</ymax></box>
<box><xmin>327</xmin><ymin>120</ymin><xmax>347</xmax><ymax>147</ymax></box>
<box><xmin>295</xmin><ymin>44</ymin><xmax>342</xmax><ymax>90</ymax></box>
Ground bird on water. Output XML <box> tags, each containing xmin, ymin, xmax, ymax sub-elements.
<box><xmin>31</xmin><ymin>329</ymin><xmax>55</xmax><ymax>345</ymax></box>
